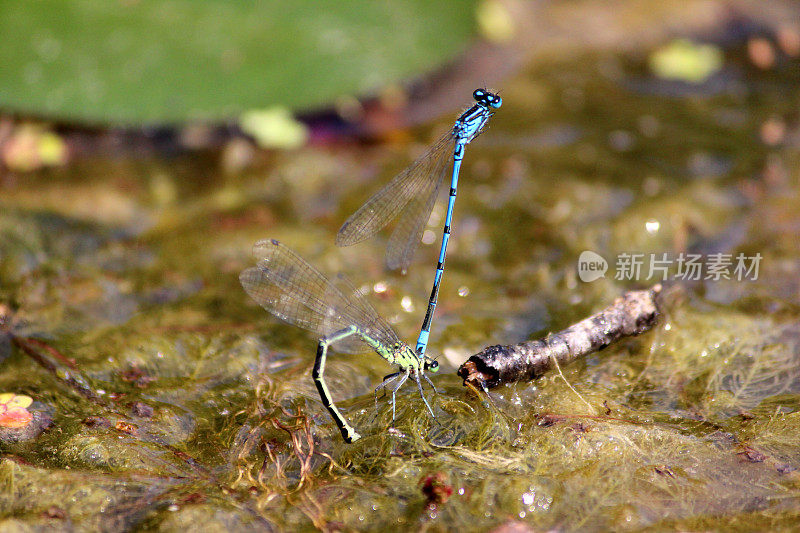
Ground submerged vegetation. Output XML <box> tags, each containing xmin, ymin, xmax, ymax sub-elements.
<box><xmin>3</xmin><ymin>16</ymin><xmax>800</xmax><ymax>532</ymax></box>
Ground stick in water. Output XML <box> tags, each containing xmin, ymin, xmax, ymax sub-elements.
<box><xmin>458</xmin><ymin>285</ymin><xmax>661</xmax><ymax>389</ymax></box>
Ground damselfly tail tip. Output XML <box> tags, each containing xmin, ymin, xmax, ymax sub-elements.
<box><xmin>343</xmin><ymin>431</ymin><xmax>362</xmax><ymax>443</ymax></box>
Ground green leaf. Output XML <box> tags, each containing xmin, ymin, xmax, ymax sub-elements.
<box><xmin>0</xmin><ymin>0</ymin><xmax>478</xmax><ymax>125</ymax></box>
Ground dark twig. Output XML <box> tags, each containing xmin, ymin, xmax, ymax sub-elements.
<box><xmin>11</xmin><ymin>335</ymin><xmax>109</xmax><ymax>405</ymax></box>
<box><xmin>2</xmin><ymin>303</ymin><xmax>107</xmax><ymax>405</ymax></box>
<box><xmin>458</xmin><ymin>285</ymin><xmax>661</xmax><ymax>389</ymax></box>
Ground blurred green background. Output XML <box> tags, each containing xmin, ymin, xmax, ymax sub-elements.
<box><xmin>0</xmin><ymin>0</ymin><xmax>478</xmax><ymax>124</ymax></box>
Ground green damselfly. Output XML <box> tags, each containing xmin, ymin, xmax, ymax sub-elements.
<box><xmin>240</xmin><ymin>239</ymin><xmax>438</xmax><ymax>442</ymax></box>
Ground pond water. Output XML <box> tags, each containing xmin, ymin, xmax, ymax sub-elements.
<box><xmin>2</xmin><ymin>41</ymin><xmax>800</xmax><ymax>530</ymax></box>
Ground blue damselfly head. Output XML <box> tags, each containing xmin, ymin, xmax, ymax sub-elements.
<box><xmin>473</xmin><ymin>88</ymin><xmax>502</xmax><ymax>109</ymax></box>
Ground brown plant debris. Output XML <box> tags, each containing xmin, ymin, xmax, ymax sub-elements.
<box><xmin>458</xmin><ymin>285</ymin><xmax>661</xmax><ymax>389</ymax></box>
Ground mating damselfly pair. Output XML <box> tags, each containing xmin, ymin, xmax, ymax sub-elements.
<box><xmin>241</xmin><ymin>89</ymin><xmax>501</xmax><ymax>441</ymax></box>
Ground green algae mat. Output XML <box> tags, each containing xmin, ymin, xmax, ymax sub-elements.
<box><xmin>3</xmin><ymin>42</ymin><xmax>800</xmax><ymax>531</ymax></box>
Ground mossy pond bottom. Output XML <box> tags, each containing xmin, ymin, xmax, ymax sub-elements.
<box><xmin>2</xmin><ymin>46</ymin><xmax>800</xmax><ymax>531</ymax></box>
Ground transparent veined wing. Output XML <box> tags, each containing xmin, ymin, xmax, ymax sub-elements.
<box><xmin>336</xmin><ymin>133</ymin><xmax>453</xmax><ymax>270</ymax></box>
<box><xmin>240</xmin><ymin>239</ymin><xmax>398</xmax><ymax>354</ymax></box>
